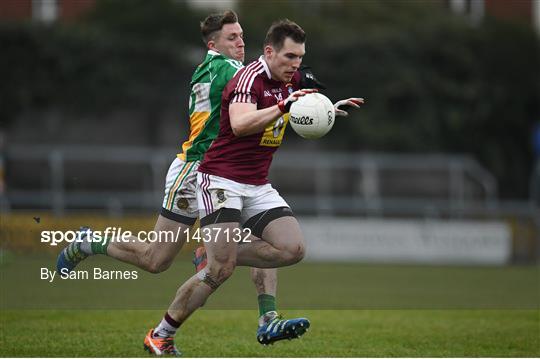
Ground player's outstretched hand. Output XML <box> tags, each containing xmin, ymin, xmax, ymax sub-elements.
<box><xmin>334</xmin><ymin>97</ymin><xmax>365</xmax><ymax>117</ymax></box>
<box><xmin>278</xmin><ymin>88</ymin><xmax>318</xmax><ymax>113</ymax></box>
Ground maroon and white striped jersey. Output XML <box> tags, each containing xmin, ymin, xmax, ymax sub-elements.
<box><xmin>198</xmin><ymin>56</ymin><xmax>301</xmax><ymax>185</ymax></box>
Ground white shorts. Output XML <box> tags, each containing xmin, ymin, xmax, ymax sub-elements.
<box><xmin>197</xmin><ymin>172</ymin><xmax>289</xmax><ymax>223</ymax></box>
<box><xmin>160</xmin><ymin>158</ymin><xmax>199</xmax><ymax>224</ymax></box>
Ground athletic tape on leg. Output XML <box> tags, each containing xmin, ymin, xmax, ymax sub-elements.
<box><xmin>197</xmin><ymin>269</ymin><xmax>220</xmax><ymax>290</ymax></box>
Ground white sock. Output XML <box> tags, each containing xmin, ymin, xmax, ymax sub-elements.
<box><xmin>153</xmin><ymin>313</ymin><xmax>180</xmax><ymax>338</ymax></box>
<box><xmin>78</xmin><ymin>229</ymin><xmax>93</xmax><ymax>255</ymax></box>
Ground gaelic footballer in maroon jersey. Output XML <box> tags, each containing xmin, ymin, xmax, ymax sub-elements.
<box><xmin>165</xmin><ymin>20</ymin><xmax>363</xmax><ymax>348</ymax></box>
<box><xmin>198</xmin><ymin>56</ymin><xmax>301</xmax><ymax>185</ymax></box>
<box><xmin>187</xmin><ymin>19</ymin><xmax>312</xmax><ymax>313</ymax></box>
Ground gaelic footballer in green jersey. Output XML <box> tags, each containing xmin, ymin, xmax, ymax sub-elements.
<box><xmin>179</xmin><ymin>50</ymin><xmax>242</xmax><ymax>162</ymax></box>
<box><xmin>160</xmin><ymin>51</ymin><xmax>243</xmax><ymax>224</ymax></box>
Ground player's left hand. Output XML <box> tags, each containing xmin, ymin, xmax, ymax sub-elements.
<box><xmin>334</xmin><ymin>98</ymin><xmax>364</xmax><ymax>117</ymax></box>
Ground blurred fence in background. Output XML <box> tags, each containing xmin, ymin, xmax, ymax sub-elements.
<box><xmin>2</xmin><ymin>145</ymin><xmax>537</xmax><ymax>264</ymax></box>
<box><xmin>2</xmin><ymin>144</ymin><xmax>535</xmax><ymax>218</ymax></box>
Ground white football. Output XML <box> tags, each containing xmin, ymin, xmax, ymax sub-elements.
<box><xmin>289</xmin><ymin>93</ymin><xmax>335</xmax><ymax>139</ymax></box>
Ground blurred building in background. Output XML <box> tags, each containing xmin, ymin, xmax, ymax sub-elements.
<box><xmin>0</xmin><ymin>0</ymin><xmax>96</xmax><ymax>23</ymax></box>
<box><xmin>448</xmin><ymin>0</ymin><xmax>540</xmax><ymax>32</ymax></box>
<box><xmin>0</xmin><ymin>0</ymin><xmax>237</xmax><ymax>23</ymax></box>
<box><xmin>1</xmin><ymin>0</ymin><xmax>539</xmax><ymax>32</ymax></box>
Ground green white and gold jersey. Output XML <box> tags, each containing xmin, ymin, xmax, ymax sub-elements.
<box><xmin>179</xmin><ymin>50</ymin><xmax>243</xmax><ymax>162</ymax></box>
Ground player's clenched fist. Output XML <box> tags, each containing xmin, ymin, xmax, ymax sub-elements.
<box><xmin>278</xmin><ymin>89</ymin><xmax>318</xmax><ymax>113</ymax></box>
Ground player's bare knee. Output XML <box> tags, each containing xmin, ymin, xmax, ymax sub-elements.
<box><xmin>211</xmin><ymin>260</ymin><xmax>236</xmax><ymax>282</ymax></box>
<box><xmin>141</xmin><ymin>247</ymin><xmax>172</xmax><ymax>274</ymax></box>
<box><xmin>139</xmin><ymin>248</ymin><xmax>158</xmax><ymax>273</ymax></box>
<box><xmin>212</xmin><ymin>250</ymin><xmax>235</xmax><ymax>265</ymax></box>
<box><xmin>294</xmin><ymin>242</ymin><xmax>306</xmax><ymax>262</ymax></box>
<box><xmin>207</xmin><ymin>248</ymin><xmax>237</xmax><ymax>280</ymax></box>
<box><xmin>283</xmin><ymin>242</ymin><xmax>305</xmax><ymax>264</ymax></box>
<box><xmin>147</xmin><ymin>257</ymin><xmax>173</xmax><ymax>274</ymax></box>
<box><xmin>144</xmin><ymin>261</ymin><xmax>163</xmax><ymax>274</ymax></box>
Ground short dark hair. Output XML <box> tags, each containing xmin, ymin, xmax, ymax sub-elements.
<box><xmin>264</xmin><ymin>19</ymin><xmax>306</xmax><ymax>52</ymax></box>
<box><xmin>200</xmin><ymin>10</ymin><xmax>239</xmax><ymax>43</ymax></box>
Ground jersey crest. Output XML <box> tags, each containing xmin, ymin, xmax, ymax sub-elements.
<box><xmin>259</xmin><ymin>113</ymin><xmax>290</xmax><ymax>147</ymax></box>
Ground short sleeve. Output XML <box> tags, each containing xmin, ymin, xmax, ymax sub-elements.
<box><xmin>231</xmin><ymin>69</ymin><xmax>260</xmax><ymax>105</ymax></box>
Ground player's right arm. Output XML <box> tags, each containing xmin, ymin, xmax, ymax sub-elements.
<box><xmin>230</xmin><ymin>89</ymin><xmax>316</xmax><ymax>137</ymax></box>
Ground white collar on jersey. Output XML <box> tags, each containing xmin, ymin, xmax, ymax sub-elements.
<box><xmin>208</xmin><ymin>49</ymin><xmax>220</xmax><ymax>56</ymax></box>
<box><xmin>258</xmin><ymin>55</ymin><xmax>272</xmax><ymax>79</ymax></box>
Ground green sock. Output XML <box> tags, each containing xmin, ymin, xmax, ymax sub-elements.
<box><xmin>90</xmin><ymin>235</ymin><xmax>110</xmax><ymax>255</ymax></box>
<box><xmin>258</xmin><ymin>294</ymin><xmax>276</xmax><ymax>317</ymax></box>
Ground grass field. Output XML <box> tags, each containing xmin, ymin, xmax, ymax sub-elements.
<box><xmin>1</xmin><ymin>309</ymin><xmax>538</xmax><ymax>357</ymax></box>
<box><xmin>1</xmin><ymin>252</ymin><xmax>539</xmax><ymax>356</ymax></box>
